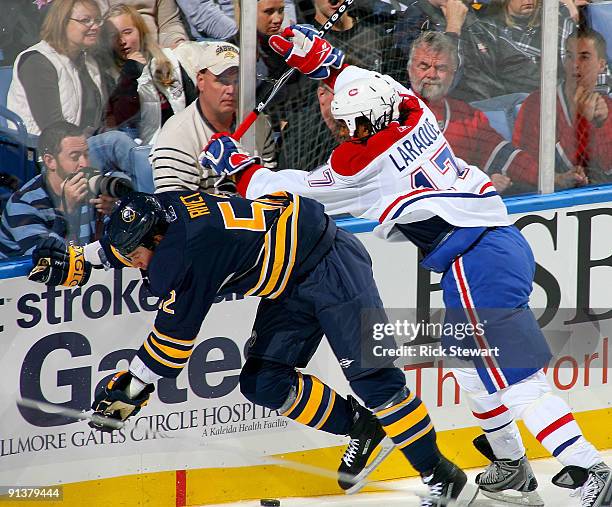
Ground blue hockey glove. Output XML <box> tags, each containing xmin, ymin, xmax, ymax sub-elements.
<box><xmin>269</xmin><ymin>24</ymin><xmax>345</xmax><ymax>80</ymax></box>
<box><xmin>90</xmin><ymin>371</ymin><xmax>154</xmax><ymax>432</ymax></box>
<box><xmin>199</xmin><ymin>133</ymin><xmax>261</xmax><ymax>186</ymax></box>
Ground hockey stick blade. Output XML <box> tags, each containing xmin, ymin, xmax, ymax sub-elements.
<box><xmin>480</xmin><ymin>488</ymin><xmax>544</xmax><ymax>506</ymax></box>
<box><xmin>17</xmin><ymin>397</ymin><xmax>124</xmax><ymax>430</ymax></box>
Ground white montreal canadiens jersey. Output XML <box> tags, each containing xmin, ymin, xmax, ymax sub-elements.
<box><xmin>243</xmin><ymin>67</ymin><xmax>512</xmax><ymax>241</ymax></box>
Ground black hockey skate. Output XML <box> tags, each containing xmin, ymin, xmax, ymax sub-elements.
<box><xmin>473</xmin><ymin>434</ymin><xmax>543</xmax><ymax>506</ymax></box>
<box><xmin>337</xmin><ymin>396</ymin><xmax>394</xmax><ymax>494</ymax></box>
<box><xmin>420</xmin><ymin>456</ymin><xmax>478</xmax><ymax>507</ymax></box>
<box><xmin>553</xmin><ymin>462</ymin><xmax>612</xmax><ymax>507</ymax></box>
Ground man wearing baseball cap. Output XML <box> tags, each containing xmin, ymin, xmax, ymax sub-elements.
<box><xmin>151</xmin><ymin>41</ymin><xmax>277</xmax><ymax>194</ymax></box>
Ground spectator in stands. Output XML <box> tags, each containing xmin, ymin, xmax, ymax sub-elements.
<box><xmin>407</xmin><ymin>31</ymin><xmax>540</xmax><ymax>193</ymax></box>
<box><xmin>8</xmin><ymin>0</ymin><xmax>107</xmax><ymax>136</ymax></box>
<box><xmin>0</xmin><ymin>121</ymin><xmax>123</xmax><ymax>259</ymax></box>
<box><xmin>176</xmin><ymin>0</ymin><xmax>297</xmax><ymax>42</ymax></box>
<box><xmin>480</xmin><ymin>0</ymin><xmax>580</xmax><ymax>95</ymax></box>
<box><xmin>514</xmin><ymin>27</ymin><xmax>611</xmax><ymax>188</ymax></box>
<box><xmin>96</xmin><ymin>0</ymin><xmax>189</xmax><ymax>48</ymax></box>
<box><xmin>150</xmin><ymin>42</ymin><xmax>277</xmax><ymax>193</ymax></box>
<box><xmin>395</xmin><ymin>0</ymin><xmax>506</xmax><ymax>101</ymax></box>
<box><xmin>101</xmin><ymin>4</ymin><xmax>198</xmax><ymax>144</ymax></box>
<box><xmin>256</xmin><ymin>0</ymin><xmax>295</xmax><ymax>96</ymax></box>
<box><xmin>0</xmin><ymin>0</ymin><xmax>49</xmax><ymax>66</ymax></box>
<box><xmin>173</xmin><ymin>1</ymin><xmax>291</xmax><ymax>97</ymax></box>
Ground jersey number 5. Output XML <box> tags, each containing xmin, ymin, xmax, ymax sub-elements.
<box><xmin>217</xmin><ymin>201</ymin><xmax>279</xmax><ymax>231</ymax></box>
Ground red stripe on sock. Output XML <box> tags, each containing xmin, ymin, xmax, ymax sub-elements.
<box><xmin>536</xmin><ymin>413</ymin><xmax>575</xmax><ymax>442</ymax></box>
<box><xmin>176</xmin><ymin>469</ymin><xmax>186</xmax><ymax>507</ymax></box>
<box><xmin>472</xmin><ymin>405</ymin><xmax>509</xmax><ymax>420</ymax></box>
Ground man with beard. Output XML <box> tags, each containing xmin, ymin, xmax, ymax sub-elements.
<box><xmin>407</xmin><ymin>31</ymin><xmax>543</xmax><ymax>194</ymax></box>
<box><xmin>0</xmin><ymin>122</ymin><xmax>120</xmax><ymax>258</ymax></box>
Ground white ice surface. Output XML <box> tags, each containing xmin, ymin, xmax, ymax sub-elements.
<box><xmin>200</xmin><ymin>449</ymin><xmax>612</xmax><ymax>507</ymax></box>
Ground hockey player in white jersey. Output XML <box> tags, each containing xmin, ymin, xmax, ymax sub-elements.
<box><xmin>200</xmin><ymin>25</ymin><xmax>611</xmax><ymax>507</ymax></box>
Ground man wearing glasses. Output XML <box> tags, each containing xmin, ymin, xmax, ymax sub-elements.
<box><xmin>8</xmin><ymin>0</ymin><xmax>106</xmax><ymax>136</ymax></box>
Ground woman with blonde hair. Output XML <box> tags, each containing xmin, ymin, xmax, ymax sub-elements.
<box><xmin>8</xmin><ymin>0</ymin><xmax>107</xmax><ymax>135</ymax></box>
<box><xmin>102</xmin><ymin>3</ymin><xmax>197</xmax><ymax>144</ymax></box>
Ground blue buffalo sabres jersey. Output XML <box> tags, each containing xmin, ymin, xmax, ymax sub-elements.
<box><xmin>127</xmin><ymin>190</ymin><xmax>336</xmax><ymax>380</ymax></box>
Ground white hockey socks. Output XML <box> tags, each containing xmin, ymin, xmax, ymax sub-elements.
<box><xmin>483</xmin><ymin>421</ymin><xmax>525</xmax><ymax>461</ymax></box>
<box><xmin>501</xmin><ymin>371</ymin><xmax>601</xmax><ymax>469</ymax></box>
<box><xmin>453</xmin><ymin>367</ymin><xmax>525</xmax><ymax>460</ymax></box>
<box><xmin>519</xmin><ymin>393</ymin><xmax>600</xmax><ymax>468</ymax></box>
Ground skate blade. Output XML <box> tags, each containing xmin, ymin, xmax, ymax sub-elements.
<box><xmin>345</xmin><ymin>437</ymin><xmax>395</xmax><ymax>495</ymax></box>
<box><xmin>451</xmin><ymin>483</ymin><xmax>479</xmax><ymax>506</ymax></box>
<box><xmin>480</xmin><ymin>488</ymin><xmax>545</xmax><ymax>506</ymax></box>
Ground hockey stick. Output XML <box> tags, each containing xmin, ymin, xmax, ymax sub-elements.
<box><xmin>232</xmin><ymin>0</ymin><xmax>355</xmax><ymax>140</ymax></box>
<box><xmin>17</xmin><ymin>397</ymin><xmax>125</xmax><ymax>430</ymax></box>
<box><xmin>16</xmin><ymin>397</ymin><xmax>467</xmax><ymax>505</ymax></box>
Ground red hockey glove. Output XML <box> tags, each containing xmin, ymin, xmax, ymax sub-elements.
<box><xmin>269</xmin><ymin>24</ymin><xmax>345</xmax><ymax>80</ymax></box>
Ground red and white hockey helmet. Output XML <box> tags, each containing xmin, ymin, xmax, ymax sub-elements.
<box><xmin>331</xmin><ymin>73</ymin><xmax>400</xmax><ymax>137</ymax></box>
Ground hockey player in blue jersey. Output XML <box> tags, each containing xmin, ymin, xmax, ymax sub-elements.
<box><xmin>198</xmin><ymin>25</ymin><xmax>612</xmax><ymax>507</ymax></box>
<box><xmin>28</xmin><ymin>190</ymin><xmax>478</xmax><ymax>506</ymax></box>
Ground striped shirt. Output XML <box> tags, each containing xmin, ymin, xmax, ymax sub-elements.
<box><xmin>0</xmin><ymin>174</ymin><xmax>96</xmax><ymax>259</ymax></box>
<box><xmin>150</xmin><ymin>99</ymin><xmax>277</xmax><ymax>194</ymax></box>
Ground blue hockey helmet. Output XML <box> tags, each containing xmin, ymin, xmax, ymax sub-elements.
<box><xmin>106</xmin><ymin>192</ymin><xmax>168</xmax><ymax>256</ymax></box>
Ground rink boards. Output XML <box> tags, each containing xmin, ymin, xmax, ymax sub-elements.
<box><xmin>0</xmin><ymin>187</ymin><xmax>611</xmax><ymax>506</ymax></box>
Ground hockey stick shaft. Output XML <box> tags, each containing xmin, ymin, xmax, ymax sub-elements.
<box><xmin>18</xmin><ymin>397</ymin><xmax>124</xmax><ymax>430</ymax></box>
<box><xmin>232</xmin><ymin>0</ymin><xmax>355</xmax><ymax>141</ymax></box>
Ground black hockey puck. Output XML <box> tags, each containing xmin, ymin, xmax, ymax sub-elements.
<box><xmin>260</xmin><ymin>500</ymin><xmax>280</xmax><ymax>506</ymax></box>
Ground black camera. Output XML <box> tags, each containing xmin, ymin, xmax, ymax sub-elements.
<box><xmin>80</xmin><ymin>167</ymin><xmax>134</xmax><ymax>198</ymax></box>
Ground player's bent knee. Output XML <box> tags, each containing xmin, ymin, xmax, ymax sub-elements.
<box><xmin>239</xmin><ymin>358</ymin><xmax>297</xmax><ymax>410</ymax></box>
<box><xmin>350</xmin><ymin>367</ymin><xmax>406</xmax><ymax>409</ymax></box>
<box><xmin>500</xmin><ymin>370</ymin><xmax>551</xmax><ymax>418</ymax></box>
